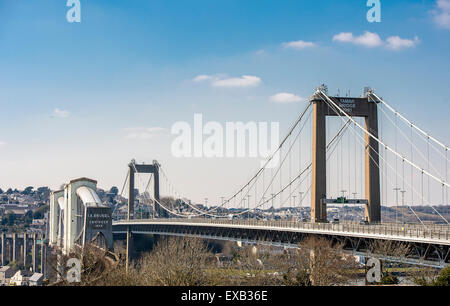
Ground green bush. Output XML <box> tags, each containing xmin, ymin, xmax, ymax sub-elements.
<box><xmin>433</xmin><ymin>267</ymin><xmax>450</xmax><ymax>286</ymax></box>
<box><xmin>380</xmin><ymin>274</ymin><xmax>399</xmax><ymax>285</ymax></box>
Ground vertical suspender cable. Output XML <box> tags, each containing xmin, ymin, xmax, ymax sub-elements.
<box><xmin>446</xmin><ymin>147</ymin><xmax>448</xmax><ymax>205</ymax></box>
<box><xmin>289</xmin><ymin>134</ymin><xmax>292</xmax><ymax>207</ymax></box>
<box><xmin>411</xmin><ymin>124</ymin><xmax>414</xmax><ymax>209</ymax></box>
<box><xmin>402</xmin><ymin>159</ymin><xmax>405</xmax><ymax>223</ymax></box>
<box><xmin>326</xmin><ymin>117</ymin><xmax>329</xmax><ymax>196</ymax></box>
<box><xmin>427</xmin><ymin>137</ymin><xmax>430</xmax><ymax>206</ymax></box>
<box><xmin>280</xmin><ymin>146</ymin><xmax>283</xmax><ymax>206</ymax></box>
<box><xmin>348</xmin><ymin>124</ymin><xmax>351</xmax><ymax>197</ymax></box>
<box><xmin>421</xmin><ymin>171</ymin><xmax>424</xmax><ymax>206</ymax></box>
<box><xmin>299</xmin><ymin>118</ymin><xmax>303</xmax><ymax>201</ymax></box>
<box><xmin>395</xmin><ymin>112</ymin><xmax>398</xmax><ymax>195</ymax></box>
<box><xmin>354</xmin><ymin>120</ymin><xmax>357</xmax><ymax>198</ymax></box>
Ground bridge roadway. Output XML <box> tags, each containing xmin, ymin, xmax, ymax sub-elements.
<box><xmin>112</xmin><ymin>219</ymin><xmax>450</xmax><ymax>268</ymax></box>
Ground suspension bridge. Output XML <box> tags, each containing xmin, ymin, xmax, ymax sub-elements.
<box><xmin>48</xmin><ymin>86</ymin><xmax>450</xmax><ymax>268</ymax></box>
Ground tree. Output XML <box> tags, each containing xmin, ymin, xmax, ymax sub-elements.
<box><xmin>137</xmin><ymin>237</ymin><xmax>215</xmax><ymax>286</ymax></box>
<box><xmin>6</xmin><ymin>188</ymin><xmax>13</xmax><ymax>195</ymax></box>
<box><xmin>109</xmin><ymin>187</ymin><xmax>119</xmax><ymax>196</ymax></box>
<box><xmin>24</xmin><ymin>210</ymin><xmax>33</xmax><ymax>226</ymax></box>
<box><xmin>36</xmin><ymin>187</ymin><xmax>50</xmax><ymax>201</ymax></box>
<box><xmin>366</xmin><ymin>240</ymin><xmax>411</xmax><ymax>285</ymax></box>
<box><xmin>33</xmin><ymin>205</ymin><xmax>48</xmax><ymax>219</ymax></box>
<box><xmin>0</xmin><ymin>188</ymin><xmax>3</xmax><ymax>194</ymax></box>
<box><xmin>433</xmin><ymin>266</ymin><xmax>450</xmax><ymax>286</ymax></box>
<box><xmin>96</xmin><ymin>189</ymin><xmax>106</xmax><ymax>201</ymax></box>
<box><xmin>22</xmin><ymin>186</ymin><xmax>34</xmax><ymax>195</ymax></box>
<box><xmin>299</xmin><ymin>237</ymin><xmax>360</xmax><ymax>286</ymax></box>
<box><xmin>6</xmin><ymin>213</ymin><xmax>16</xmax><ymax>226</ymax></box>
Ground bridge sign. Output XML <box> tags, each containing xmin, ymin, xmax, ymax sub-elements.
<box><xmin>321</xmin><ymin>198</ymin><xmax>368</xmax><ymax>205</ymax></box>
<box><xmin>83</xmin><ymin>206</ymin><xmax>113</xmax><ymax>250</ymax></box>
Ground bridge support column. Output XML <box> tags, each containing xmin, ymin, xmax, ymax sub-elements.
<box><xmin>41</xmin><ymin>240</ymin><xmax>46</xmax><ymax>277</ymax></box>
<box><xmin>23</xmin><ymin>234</ymin><xmax>27</xmax><ymax>268</ymax></box>
<box><xmin>126</xmin><ymin>162</ymin><xmax>135</xmax><ymax>273</ymax></box>
<box><xmin>49</xmin><ymin>190</ymin><xmax>64</xmax><ymax>247</ymax></box>
<box><xmin>56</xmin><ymin>252</ymin><xmax>64</xmax><ymax>281</ymax></box>
<box><xmin>12</xmin><ymin>233</ymin><xmax>16</xmax><ymax>263</ymax></box>
<box><xmin>126</xmin><ymin>226</ymin><xmax>133</xmax><ymax>273</ymax></box>
<box><xmin>311</xmin><ymin>99</ymin><xmax>327</xmax><ymax>223</ymax></box>
<box><xmin>32</xmin><ymin>233</ymin><xmax>37</xmax><ymax>272</ymax></box>
<box><xmin>364</xmin><ymin>100</ymin><xmax>381</xmax><ymax>223</ymax></box>
<box><xmin>1</xmin><ymin>233</ymin><xmax>5</xmax><ymax>266</ymax></box>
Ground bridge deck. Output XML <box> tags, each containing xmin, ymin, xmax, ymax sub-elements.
<box><xmin>113</xmin><ymin>219</ymin><xmax>450</xmax><ymax>246</ymax></box>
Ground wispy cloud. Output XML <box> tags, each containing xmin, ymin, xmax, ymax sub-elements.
<box><xmin>270</xmin><ymin>92</ymin><xmax>304</xmax><ymax>103</ymax></box>
<box><xmin>333</xmin><ymin>31</ymin><xmax>419</xmax><ymax>50</ymax></box>
<box><xmin>212</xmin><ymin>75</ymin><xmax>261</xmax><ymax>88</ymax></box>
<box><xmin>0</xmin><ymin>141</ymin><xmax>6</xmax><ymax>147</ymax></box>
<box><xmin>386</xmin><ymin>36</ymin><xmax>420</xmax><ymax>50</ymax></box>
<box><xmin>123</xmin><ymin>127</ymin><xmax>167</xmax><ymax>139</ymax></box>
<box><xmin>193</xmin><ymin>74</ymin><xmax>262</xmax><ymax>88</ymax></box>
<box><xmin>282</xmin><ymin>40</ymin><xmax>317</xmax><ymax>49</ymax></box>
<box><xmin>52</xmin><ymin>108</ymin><xmax>70</xmax><ymax>118</ymax></box>
<box><xmin>193</xmin><ymin>75</ymin><xmax>214</xmax><ymax>82</ymax></box>
<box><xmin>255</xmin><ymin>49</ymin><xmax>266</xmax><ymax>56</ymax></box>
<box><xmin>432</xmin><ymin>0</ymin><xmax>450</xmax><ymax>29</ymax></box>
<box><xmin>333</xmin><ymin>31</ymin><xmax>383</xmax><ymax>48</ymax></box>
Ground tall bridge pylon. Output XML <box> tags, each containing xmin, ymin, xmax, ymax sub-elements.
<box><xmin>311</xmin><ymin>90</ymin><xmax>381</xmax><ymax>223</ymax></box>
<box><xmin>127</xmin><ymin>159</ymin><xmax>165</xmax><ymax>220</ymax></box>
<box><xmin>49</xmin><ymin>178</ymin><xmax>113</xmax><ymax>254</ymax></box>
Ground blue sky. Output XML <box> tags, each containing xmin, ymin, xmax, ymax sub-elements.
<box><xmin>0</xmin><ymin>0</ymin><xmax>449</xmax><ymax>206</ymax></box>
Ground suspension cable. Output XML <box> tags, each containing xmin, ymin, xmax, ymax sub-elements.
<box><xmin>324</xmin><ymin>97</ymin><xmax>430</xmax><ymax>227</ymax></box>
<box><xmin>371</xmin><ymin>92</ymin><xmax>449</xmax><ymax>152</ymax></box>
<box><xmin>318</xmin><ymin>90</ymin><xmax>449</xmax><ymax>188</ymax></box>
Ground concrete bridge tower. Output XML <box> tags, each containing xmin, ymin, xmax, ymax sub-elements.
<box><xmin>310</xmin><ymin>89</ymin><xmax>381</xmax><ymax>223</ymax></box>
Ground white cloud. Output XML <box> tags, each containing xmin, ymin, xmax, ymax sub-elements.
<box><xmin>433</xmin><ymin>0</ymin><xmax>450</xmax><ymax>29</ymax></box>
<box><xmin>270</xmin><ymin>93</ymin><xmax>304</xmax><ymax>103</ymax></box>
<box><xmin>333</xmin><ymin>31</ymin><xmax>419</xmax><ymax>50</ymax></box>
<box><xmin>192</xmin><ymin>74</ymin><xmax>261</xmax><ymax>88</ymax></box>
<box><xmin>193</xmin><ymin>75</ymin><xmax>214</xmax><ymax>82</ymax></box>
<box><xmin>124</xmin><ymin>127</ymin><xmax>166</xmax><ymax>139</ymax></box>
<box><xmin>52</xmin><ymin>108</ymin><xmax>70</xmax><ymax>118</ymax></box>
<box><xmin>333</xmin><ymin>31</ymin><xmax>383</xmax><ymax>48</ymax></box>
<box><xmin>332</xmin><ymin>32</ymin><xmax>354</xmax><ymax>43</ymax></box>
<box><xmin>386</xmin><ymin>36</ymin><xmax>420</xmax><ymax>50</ymax></box>
<box><xmin>282</xmin><ymin>40</ymin><xmax>317</xmax><ymax>49</ymax></box>
<box><xmin>0</xmin><ymin>141</ymin><xmax>6</xmax><ymax>147</ymax></box>
<box><xmin>212</xmin><ymin>75</ymin><xmax>261</xmax><ymax>88</ymax></box>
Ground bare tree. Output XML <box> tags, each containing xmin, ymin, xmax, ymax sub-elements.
<box><xmin>298</xmin><ymin>237</ymin><xmax>360</xmax><ymax>286</ymax></box>
<box><xmin>136</xmin><ymin>237</ymin><xmax>216</xmax><ymax>286</ymax></box>
<box><xmin>366</xmin><ymin>240</ymin><xmax>412</xmax><ymax>284</ymax></box>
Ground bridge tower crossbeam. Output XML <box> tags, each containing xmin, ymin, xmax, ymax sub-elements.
<box><xmin>310</xmin><ymin>90</ymin><xmax>381</xmax><ymax>223</ymax></box>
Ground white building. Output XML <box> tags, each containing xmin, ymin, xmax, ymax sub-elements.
<box><xmin>9</xmin><ymin>270</ymin><xmax>33</xmax><ymax>286</ymax></box>
<box><xmin>0</xmin><ymin>266</ymin><xmax>14</xmax><ymax>286</ymax></box>
<box><xmin>28</xmin><ymin>273</ymin><xmax>44</xmax><ymax>286</ymax></box>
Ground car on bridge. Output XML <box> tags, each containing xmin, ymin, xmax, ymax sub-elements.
<box><xmin>330</xmin><ymin>218</ymin><xmax>340</xmax><ymax>224</ymax></box>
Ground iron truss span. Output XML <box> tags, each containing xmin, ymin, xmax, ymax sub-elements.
<box><xmin>112</xmin><ymin>219</ymin><xmax>450</xmax><ymax>268</ymax></box>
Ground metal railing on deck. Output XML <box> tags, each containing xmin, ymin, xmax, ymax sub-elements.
<box><xmin>113</xmin><ymin>218</ymin><xmax>450</xmax><ymax>243</ymax></box>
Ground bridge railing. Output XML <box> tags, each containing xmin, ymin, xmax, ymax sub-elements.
<box><xmin>114</xmin><ymin>218</ymin><xmax>450</xmax><ymax>242</ymax></box>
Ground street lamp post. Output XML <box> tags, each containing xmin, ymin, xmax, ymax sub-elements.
<box><xmin>299</xmin><ymin>192</ymin><xmax>304</xmax><ymax>221</ymax></box>
<box><xmin>393</xmin><ymin>188</ymin><xmax>401</xmax><ymax>224</ymax></box>
<box><xmin>271</xmin><ymin>194</ymin><xmax>275</xmax><ymax>220</ymax></box>
<box><xmin>400</xmin><ymin>190</ymin><xmax>406</xmax><ymax>224</ymax></box>
<box><xmin>247</xmin><ymin>195</ymin><xmax>251</xmax><ymax>220</ymax></box>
